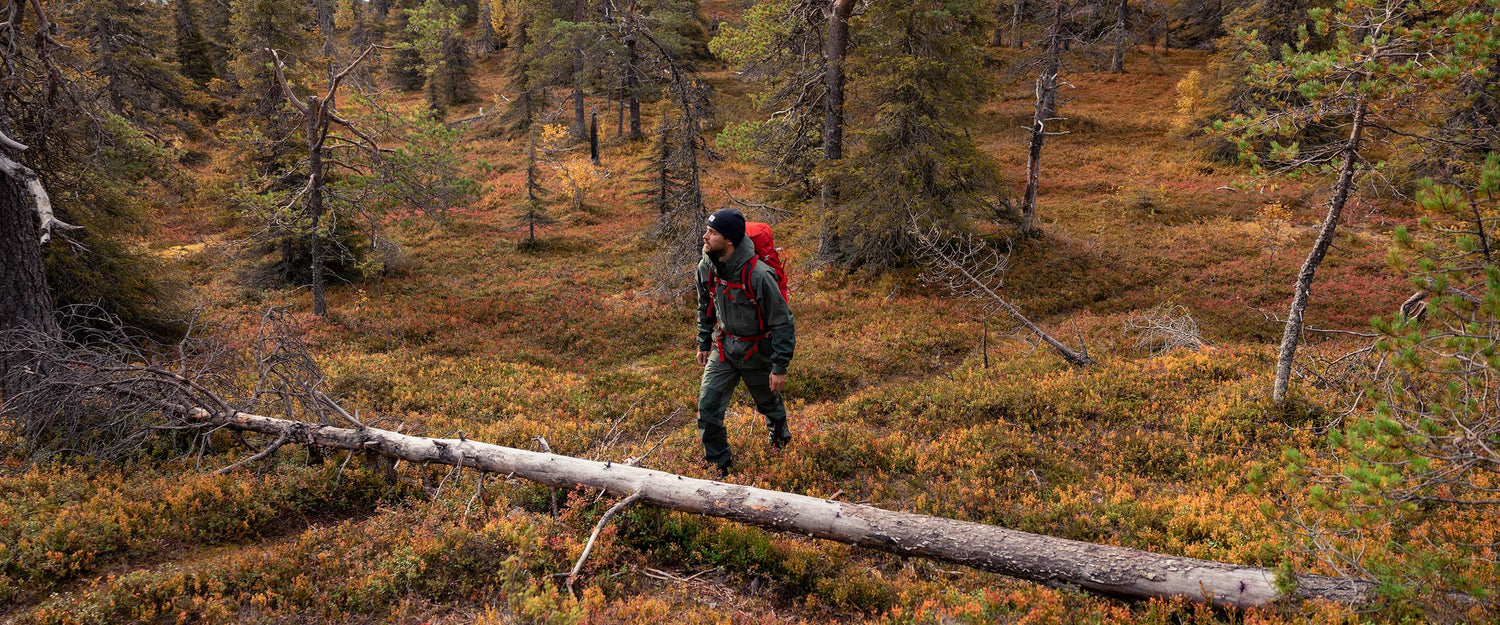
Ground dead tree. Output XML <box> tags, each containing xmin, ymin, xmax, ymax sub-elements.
<box><xmin>1020</xmin><ymin>1</ymin><xmax>1065</xmax><ymax>238</ymax></box>
<box><xmin>0</xmin><ymin>317</ymin><xmax>1418</xmax><ymax>611</ymax></box>
<box><xmin>620</xmin><ymin>14</ymin><xmax>713</xmax><ymax>295</ymax></box>
<box><xmin>589</xmin><ymin>108</ymin><xmax>601</xmax><ymax>165</ymax></box>
<box><xmin>269</xmin><ymin>46</ymin><xmax>386</xmax><ymax>317</ymax></box>
<box><xmin>911</xmin><ymin>223</ymin><xmax>1093</xmax><ymax>366</ymax></box>
<box><xmin>179</xmin><ymin>408</ymin><xmax>1387</xmax><ymax>609</ymax></box>
<box><xmin>1109</xmin><ymin>0</ymin><xmax>1129</xmax><ymax>72</ymax></box>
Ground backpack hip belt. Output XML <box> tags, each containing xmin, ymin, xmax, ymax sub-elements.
<box><xmin>715</xmin><ymin>328</ymin><xmax>772</xmax><ymax>362</ymax></box>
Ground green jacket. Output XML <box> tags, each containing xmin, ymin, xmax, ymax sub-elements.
<box><xmin>696</xmin><ymin>237</ymin><xmax>796</xmax><ymax>374</ymax></box>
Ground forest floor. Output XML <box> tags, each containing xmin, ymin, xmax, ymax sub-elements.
<box><xmin>0</xmin><ymin>24</ymin><xmax>1430</xmax><ymax>625</ymax></box>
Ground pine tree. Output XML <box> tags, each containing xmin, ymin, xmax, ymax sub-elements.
<box><xmin>709</xmin><ymin>0</ymin><xmax>826</xmax><ymax>190</ymax></box>
<box><xmin>1186</xmin><ymin>0</ymin><xmax>1311</xmax><ymax>146</ymax></box>
<box><xmin>1214</xmin><ymin>0</ymin><xmax>1490</xmax><ymax>404</ymax></box>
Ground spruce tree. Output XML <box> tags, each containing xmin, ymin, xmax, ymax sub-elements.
<box><xmin>62</xmin><ymin>0</ymin><xmax>199</xmax><ymax>131</ymax></box>
<box><xmin>823</xmin><ymin>0</ymin><xmax>1000</xmax><ymax>266</ymax></box>
<box><xmin>174</xmin><ymin>0</ymin><xmax>218</xmax><ymax>88</ymax></box>
<box><xmin>226</xmin><ymin>0</ymin><xmax>312</xmax><ymax>127</ymax></box>
<box><xmin>402</xmin><ymin>0</ymin><xmax>476</xmax><ymax>117</ymax></box>
<box><xmin>515</xmin><ymin>132</ymin><xmax>555</xmax><ymax>248</ymax></box>
<box><xmin>387</xmin><ymin>0</ymin><xmax>428</xmax><ymax>91</ymax></box>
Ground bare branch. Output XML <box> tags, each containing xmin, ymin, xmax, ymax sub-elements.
<box><xmin>267</xmin><ymin>48</ymin><xmax>310</xmax><ymax>115</ymax></box>
<box><xmin>213</xmin><ymin>430</ymin><xmax>290</xmax><ymax>475</ymax></box>
<box><xmin>566</xmin><ymin>491</ymin><xmax>644</xmax><ymax>595</ymax></box>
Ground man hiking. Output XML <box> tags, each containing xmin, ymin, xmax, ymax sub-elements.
<box><xmin>696</xmin><ymin>209</ymin><xmax>795</xmax><ymax>476</ymax></box>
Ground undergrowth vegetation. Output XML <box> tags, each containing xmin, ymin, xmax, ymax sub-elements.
<box><xmin>7</xmin><ymin>8</ymin><xmax>1484</xmax><ymax>625</ymax></box>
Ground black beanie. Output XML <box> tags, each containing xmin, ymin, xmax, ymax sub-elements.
<box><xmin>706</xmin><ymin>208</ymin><xmax>746</xmax><ymax>245</ymax></box>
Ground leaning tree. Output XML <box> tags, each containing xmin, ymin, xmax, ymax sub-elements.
<box><xmin>1215</xmin><ymin>0</ymin><xmax>1494</xmax><ymax>404</ymax></box>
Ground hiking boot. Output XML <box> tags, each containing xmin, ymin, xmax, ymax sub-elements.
<box><xmin>710</xmin><ymin>453</ymin><xmax>734</xmax><ymax>478</ymax></box>
<box><xmin>770</xmin><ymin>435</ymin><xmax>791</xmax><ymax>453</ymax></box>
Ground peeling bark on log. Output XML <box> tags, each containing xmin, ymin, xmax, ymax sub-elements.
<box><xmin>190</xmin><ymin>408</ymin><xmax>1374</xmax><ymax>609</ymax></box>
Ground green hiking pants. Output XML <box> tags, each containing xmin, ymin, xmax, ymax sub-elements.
<box><xmin>698</xmin><ymin>352</ymin><xmax>790</xmax><ymax>470</ymax></box>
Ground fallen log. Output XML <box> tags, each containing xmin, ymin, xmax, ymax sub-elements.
<box><xmin>190</xmin><ymin>407</ymin><xmax>1373</xmax><ymax>609</ymax></box>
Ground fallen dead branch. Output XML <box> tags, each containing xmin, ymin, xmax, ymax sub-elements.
<box><xmin>0</xmin><ymin>313</ymin><xmax>1381</xmax><ymax>610</ymax></box>
<box><xmin>173</xmin><ymin>405</ymin><xmax>1371</xmax><ymax>610</ymax></box>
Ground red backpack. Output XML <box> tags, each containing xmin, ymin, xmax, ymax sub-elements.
<box><xmin>743</xmin><ymin>222</ymin><xmax>789</xmax><ymax>302</ymax></box>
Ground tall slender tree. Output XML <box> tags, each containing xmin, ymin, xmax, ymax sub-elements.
<box><xmin>1216</xmin><ymin>0</ymin><xmax>1480</xmax><ymax>404</ymax></box>
<box><xmin>174</xmin><ymin>0</ymin><xmax>218</xmax><ymax>88</ymax></box>
<box><xmin>1020</xmin><ymin>0</ymin><xmax>1063</xmax><ymax>237</ymax></box>
<box><xmin>819</xmin><ymin>0</ymin><xmax>857</xmax><ymax>258</ymax></box>
<box><xmin>1108</xmin><ymin>0</ymin><xmax>1129</xmax><ymax>72</ymax></box>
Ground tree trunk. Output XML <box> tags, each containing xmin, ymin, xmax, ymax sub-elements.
<box><xmin>307</xmin><ymin>95</ymin><xmax>328</xmax><ymax>317</ymax></box>
<box><xmin>1272</xmin><ymin>102</ymin><xmax>1367</xmax><ymax>404</ymax></box>
<box><xmin>1109</xmin><ymin>0</ymin><xmax>1128</xmax><ymax>73</ymax></box>
<box><xmin>316</xmin><ymin>0</ymin><xmax>336</xmax><ymax>56</ymax></box>
<box><xmin>348</xmin><ymin>0</ymin><xmax>374</xmax><ymax>90</ymax></box>
<box><xmin>590</xmin><ymin>109</ymin><xmax>601</xmax><ymax>165</ymax></box>
<box><xmin>657</xmin><ymin>125</ymin><xmax>670</xmax><ymax>215</ymax></box>
<box><xmin>187</xmin><ymin>407</ymin><xmax>1378</xmax><ymax>610</ymax></box>
<box><xmin>0</xmin><ymin>158</ymin><xmax>57</xmax><ymax>396</ymax></box>
<box><xmin>1020</xmin><ymin>4</ymin><xmax>1061</xmax><ymax>238</ymax></box>
<box><xmin>0</xmin><ymin>167</ymin><xmax>55</xmax><ymax>338</ymax></box>
<box><xmin>626</xmin><ymin>37</ymin><xmax>642</xmax><ymax>140</ymax></box>
<box><xmin>1010</xmin><ymin>0</ymin><xmax>1026</xmax><ymax>48</ymax></box>
<box><xmin>991</xmin><ymin>5</ymin><xmax>1006</xmax><ymax>46</ymax></box>
<box><xmin>572</xmin><ymin>0</ymin><xmax>587</xmax><ymax>138</ymax></box>
<box><xmin>818</xmin><ymin>0</ymin><xmax>856</xmax><ymax>260</ymax></box>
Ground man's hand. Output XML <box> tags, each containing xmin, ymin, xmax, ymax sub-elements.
<box><xmin>769</xmin><ymin>373</ymin><xmax>786</xmax><ymax>392</ymax></box>
<box><xmin>697</xmin><ymin>350</ymin><xmax>709</xmax><ymax>366</ymax></box>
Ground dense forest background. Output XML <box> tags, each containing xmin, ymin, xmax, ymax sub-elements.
<box><xmin>1</xmin><ymin>0</ymin><xmax>1498</xmax><ymax>622</ymax></box>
